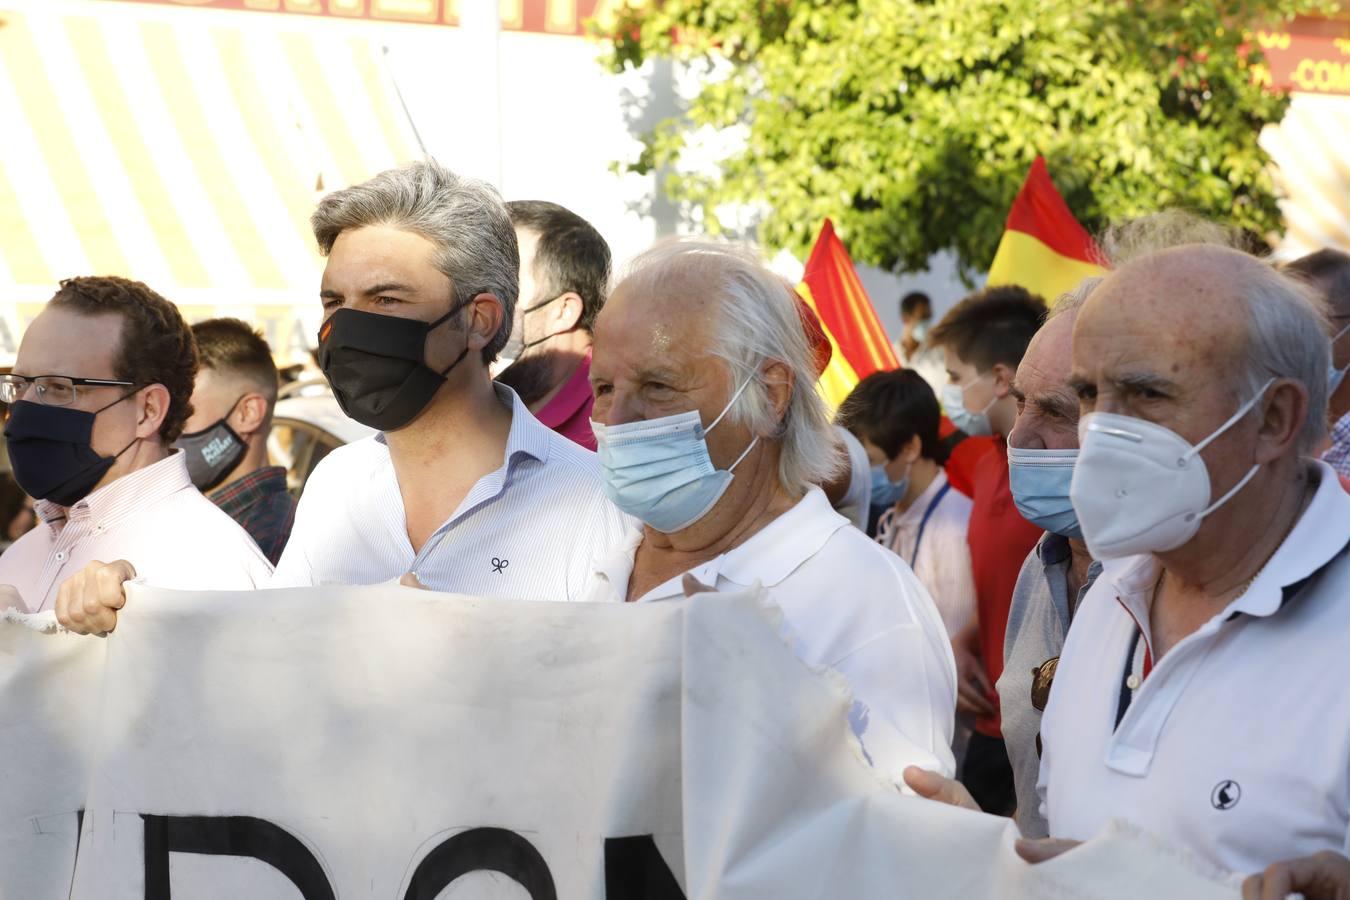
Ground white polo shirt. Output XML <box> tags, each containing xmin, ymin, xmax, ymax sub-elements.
<box><xmin>271</xmin><ymin>384</ymin><xmax>635</xmax><ymax>601</ymax></box>
<box><xmin>1038</xmin><ymin>461</ymin><xmax>1350</xmax><ymax>874</ymax></box>
<box><xmin>581</xmin><ymin>487</ymin><xmax>958</xmax><ymax>780</ymax></box>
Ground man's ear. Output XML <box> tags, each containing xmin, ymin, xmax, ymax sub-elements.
<box><xmin>233</xmin><ymin>393</ymin><xmax>270</xmax><ymax>438</ymax></box>
<box><xmin>990</xmin><ymin>362</ymin><xmax>1017</xmax><ymax>399</ymax></box>
<box><xmin>136</xmin><ymin>384</ymin><xmax>171</xmax><ymax>440</ymax></box>
<box><xmin>1254</xmin><ymin>378</ymin><xmax>1308</xmax><ymax>465</ymax></box>
<box><xmin>465</xmin><ymin>292</ymin><xmax>506</xmax><ymax>352</ymax></box>
<box><xmin>552</xmin><ymin>292</ymin><xmax>585</xmax><ymax>333</ymax></box>
<box><xmin>761</xmin><ymin>359</ymin><xmax>794</xmax><ymax>422</ymax></box>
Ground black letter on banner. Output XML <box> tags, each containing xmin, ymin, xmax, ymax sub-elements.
<box><xmin>404</xmin><ymin>827</ymin><xmax>557</xmax><ymax>900</ymax></box>
<box><xmin>141</xmin><ymin>814</ymin><xmax>334</xmax><ymax>900</ymax></box>
<box><xmin>604</xmin><ymin>835</ymin><xmax>686</xmax><ymax>900</ymax></box>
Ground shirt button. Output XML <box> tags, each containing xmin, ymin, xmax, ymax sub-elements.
<box><xmin>55</xmin><ymin>551</ymin><xmax>67</xmax><ymax>562</ymax></box>
<box><xmin>1126</xmin><ymin>674</ymin><xmax>1141</xmax><ymax>690</ymax></box>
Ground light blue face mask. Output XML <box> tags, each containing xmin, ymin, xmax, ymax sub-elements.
<box><xmin>591</xmin><ymin>379</ymin><xmax>759</xmax><ymax>534</ymax></box>
<box><xmin>1331</xmin><ymin>322</ymin><xmax>1350</xmax><ymax>395</ymax></box>
<box><xmin>941</xmin><ymin>374</ymin><xmax>995</xmax><ymax>437</ymax></box>
<box><xmin>869</xmin><ymin>463</ymin><xmax>909</xmax><ymax>508</ymax></box>
<box><xmin>1007</xmin><ymin>445</ymin><xmax>1082</xmax><ymax>539</ymax></box>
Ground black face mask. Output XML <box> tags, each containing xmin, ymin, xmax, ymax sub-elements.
<box><xmin>4</xmin><ymin>395</ymin><xmax>138</xmax><ymax>507</ymax></box>
<box><xmin>316</xmin><ymin>305</ymin><xmax>471</xmax><ymax>432</ymax></box>
<box><xmin>173</xmin><ymin>396</ymin><xmax>247</xmax><ymax>492</ymax></box>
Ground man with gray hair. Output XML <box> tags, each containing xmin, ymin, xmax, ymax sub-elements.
<box><xmin>54</xmin><ymin>162</ymin><xmax>632</xmax><ymax>630</ymax></box>
<box><xmin>1014</xmin><ymin>245</ymin><xmax>1350</xmax><ymax>879</ymax></box>
<box><xmin>581</xmin><ymin>240</ymin><xmax>958</xmax><ymax>782</ymax></box>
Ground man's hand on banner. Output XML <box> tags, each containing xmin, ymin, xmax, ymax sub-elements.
<box><xmin>1014</xmin><ymin>838</ymin><xmax>1082</xmax><ymax>864</ymax></box>
<box><xmin>902</xmin><ymin>767</ymin><xmax>979</xmax><ymax>810</ymax></box>
<box><xmin>1243</xmin><ymin>850</ymin><xmax>1350</xmax><ymax>900</ymax></box>
<box><xmin>399</xmin><ymin>572</ymin><xmax>426</xmax><ymax>589</ymax></box>
<box><xmin>54</xmin><ymin>559</ymin><xmax>136</xmax><ymax>634</ymax></box>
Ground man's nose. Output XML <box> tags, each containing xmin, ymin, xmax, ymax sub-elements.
<box><xmin>602</xmin><ymin>391</ymin><xmax>645</xmax><ymax>427</ymax></box>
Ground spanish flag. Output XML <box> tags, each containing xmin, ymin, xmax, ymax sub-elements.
<box><xmin>796</xmin><ymin>219</ymin><xmax>897</xmax><ymax>408</ymax></box>
<box><xmin>985</xmin><ymin>157</ymin><xmax>1104</xmax><ymax>301</ymax></box>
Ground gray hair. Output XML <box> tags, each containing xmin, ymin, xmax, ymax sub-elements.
<box><xmin>1095</xmin><ymin>209</ymin><xmax>1242</xmax><ymax>269</ymax></box>
<box><xmin>1047</xmin><ymin>276</ymin><xmax>1103</xmax><ymax>321</ymax></box>
<box><xmin>620</xmin><ymin>240</ymin><xmax>839</xmax><ymax>494</ymax></box>
<box><xmin>1056</xmin><ymin>212</ymin><xmax>1246</xmax><ymax>320</ymax></box>
<box><xmin>311</xmin><ymin>162</ymin><xmax>519</xmax><ymax>363</ymax></box>
<box><xmin>1237</xmin><ymin>264</ymin><xmax>1330</xmax><ymax>455</ymax></box>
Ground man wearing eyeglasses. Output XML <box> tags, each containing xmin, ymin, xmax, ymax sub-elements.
<box><xmin>0</xmin><ymin>277</ymin><xmax>272</xmax><ymax>613</ymax></box>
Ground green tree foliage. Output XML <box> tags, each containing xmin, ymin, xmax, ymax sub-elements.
<box><xmin>603</xmin><ymin>0</ymin><xmax>1335</xmax><ymax>276</ymax></box>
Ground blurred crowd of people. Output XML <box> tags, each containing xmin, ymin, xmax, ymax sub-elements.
<box><xmin>1</xmin><ymin>161</ymin><xmax>1348</xmax><ymax>898</ymax></box>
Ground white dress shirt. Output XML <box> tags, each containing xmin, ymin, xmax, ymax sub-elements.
<box><xmin>875</xmin><ymin>471</ymin><xmax>976</xmax><ymax>637</ymax></box>
<box><xmin>271</xmin><ymin>384</ymin><xmax>634</xmax><ymax>601</ymax></box>
<box><xmin>0</xmin><ymin>452</ymin><xmax>272</xmax><ymax>612</ymax></box>
<box><xmin>581</xmin><ymin>487</ymin><xmax>958</xmax><ymax>780</ymax></box>
<box><xmin>1038</xmin><ymin>461</ymin><xmax>1350</xmax><ymax>875</ymax></box>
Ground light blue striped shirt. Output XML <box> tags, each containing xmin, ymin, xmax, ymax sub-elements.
<box><xmin>271</xmin><ymin>385</ymin><xmax>635</xmax><ymax>601</ymax></box>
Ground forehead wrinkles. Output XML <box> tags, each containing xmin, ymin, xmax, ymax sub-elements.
<box><xmin>1076</xmin><ymin>269</ymin><xmax>1247</xmax><ymax>378</ymax></box>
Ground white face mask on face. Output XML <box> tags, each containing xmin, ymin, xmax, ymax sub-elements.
<box><xmin>1068</xmin><ymin>379</ymin><xmax>1275</xmax><ymax>560</ymax></box>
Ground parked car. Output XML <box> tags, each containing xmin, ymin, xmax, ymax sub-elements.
<box><xmin>270</xmin><ymin>379</ymin><xmax>374</xmax><ymax>497</ymax></box>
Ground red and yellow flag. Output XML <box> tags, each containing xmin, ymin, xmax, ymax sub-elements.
<box><xmin>796</xmin><ymin>219</ymin><xmax>897</xmax><ymax>408</ymax></box>
<box><xmin>985</xmin><ymin>157</ymin><xmax>1104</xmax><ymax>301</ymax></box>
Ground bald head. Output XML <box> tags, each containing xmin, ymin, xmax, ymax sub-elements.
<box><xmin>1072</xmin><ymin>244</ymin><xmax>1329</xmax><ymax>459</ymax></box>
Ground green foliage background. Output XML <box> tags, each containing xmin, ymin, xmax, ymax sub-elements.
<box><xmin>603</xmin><ymin>0</ymin><xmax>1336</xmax><ymax>277</ymax></box>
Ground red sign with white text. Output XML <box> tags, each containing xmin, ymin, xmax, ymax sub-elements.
<box><xmin>1252</xmin><ymin>15</ymin><xmax>1350</xmax><ymax>96</ymax></box>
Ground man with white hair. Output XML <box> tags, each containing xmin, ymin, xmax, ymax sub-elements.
<box><xmin>582</xmin><ymin>240</ymin><xmax>958</xmax><ymax>781</ymax></box>
<box><xmin>54</xmin><ymin>162</ymin><xmax>632</xmax><ymax>631</ymax></box>
<box><xmin>1015</xmin><ymin>246</ymin><xmax>1350</xmax><ymax>880</ymax></box>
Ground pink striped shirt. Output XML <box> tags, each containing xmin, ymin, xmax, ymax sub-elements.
<box><xmin>0</xmin><ymin>452</ymin><xmax>272</xmax><ymax>613</ymax></box>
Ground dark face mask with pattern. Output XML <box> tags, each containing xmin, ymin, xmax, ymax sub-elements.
<box><xmin>316</xmin><ymin>304</ymin><xmax>471</xmax><ymax>432</ymax></box>
<box><xmin>4</xmin><ymin>393</ymin><xmax>139</xmax><ymax>507</ymax></box>
<box><xmin>173</xmin><ymin>395</ymin><xmax>247</xmax><ymax>492</ymax></box>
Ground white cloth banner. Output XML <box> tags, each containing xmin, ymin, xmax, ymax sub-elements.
<box><xmin>0</xmin><ymin>585</ymin><xmax>1238</xmax><ymax>899</ymax></box>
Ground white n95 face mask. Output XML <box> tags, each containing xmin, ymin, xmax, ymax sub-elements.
<box><xmin>1068</xmin><ymin>379</ymin><xmax>1274</xmax><ymax>560</ymax></box>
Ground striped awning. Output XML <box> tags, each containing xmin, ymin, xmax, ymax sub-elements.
<box><xmin>1261</xmin><ymin>93</ymin><xmax>1350</xmax><ymax>260</ymax></box>
<box><xmin>0</xmin><ymin>0</ymin><xmax>419</xmax><ymax>362</ymax></box>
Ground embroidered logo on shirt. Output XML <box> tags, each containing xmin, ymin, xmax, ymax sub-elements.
<box><xmin>491</xmin><ymin>558</ymin><xmax>509</xmax><ymax>574</ymax></box>
<box><xmin>1210</xmin><ymin>780</ymin><xmax>1241</xmax><ymax>810</ymax></box>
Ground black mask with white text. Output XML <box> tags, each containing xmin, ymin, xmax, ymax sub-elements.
<box><xmin>173</xmin><ymin>396</ymin><xmax>247</xmax><ymax>492</ymax></box>
<box><xmin>317</xmin><ymin>305</ymin><xmax>470</xmax><ymax>432</ymax></box>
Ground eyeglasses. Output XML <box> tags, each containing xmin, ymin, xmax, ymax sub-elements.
<box><xmin>0</xmin><ymin>374</ymin><xmax>136</xmax><ymax>407</ymax></box>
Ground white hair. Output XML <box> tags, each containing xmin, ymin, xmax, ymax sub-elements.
<box><xmin>1053</xmin><ymin>212</ymin><xmax>1247</xmax><ymax>322</ymax></box>
<box><xmin>620</xmin><ymin>240</ymin><xmax>839</xmax><ymax>494</ymax></box>
<box><xmin>1237</xmin><ymin>264</ymin><xmax>1331</xmax><ymax>455</ymax></box>
<box><xmin>311</xmin><ymin>162</ymin><xmax>519</xmax><ymax>362</ymax></box>
<box><xmin>1094</xmin><ymin>209</ymin><xmax>1243</xmax><ymax>269</ymax></box>
<box><xmin>1047</xmin><ymin>276</ymin><xmax>1103</xmax><ymax>321</ymax></box>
